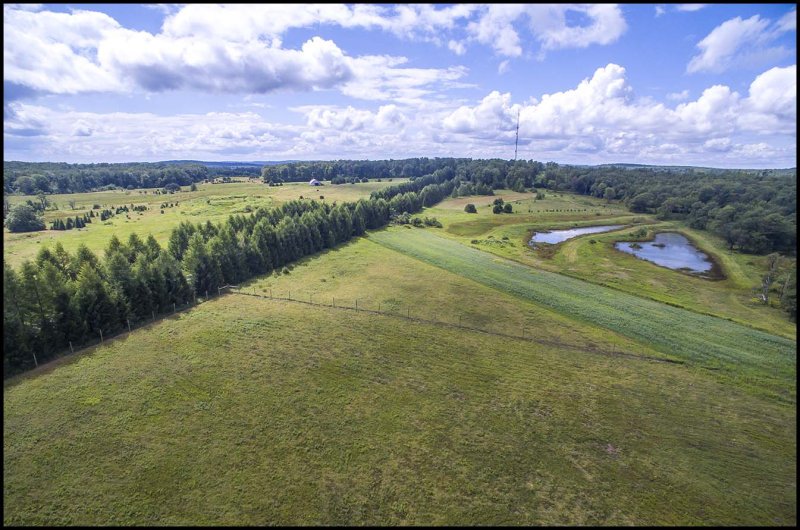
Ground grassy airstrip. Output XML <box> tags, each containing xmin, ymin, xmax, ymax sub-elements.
<box><xmin>4</xmin><ymin>188</ymin><xmax>796</xmax><ymax>525</ymax></box>
<box><xmin>4</xmin><ymin>179</ymin><xmax>405</xmax><ymax>268</ymax></box>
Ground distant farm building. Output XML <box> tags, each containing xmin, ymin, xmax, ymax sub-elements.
<box><xmin>309</xmin><ymin>179</ymin><xmax>322</xmax><ymax>186</ymax></box>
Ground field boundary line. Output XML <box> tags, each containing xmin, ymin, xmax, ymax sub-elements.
<box><xmin>229</xmin><ymin>289</ymin><xmax>684</xmax><ymax>366</ymax></box>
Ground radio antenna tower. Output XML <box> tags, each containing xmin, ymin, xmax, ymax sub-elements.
<box><xmin>513</xmin><ymin>109</ymin><xmax>520</xmax><ymax>161</ymax></box>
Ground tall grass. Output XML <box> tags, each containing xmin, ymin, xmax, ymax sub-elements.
<box><xmin>370</xmin><ymin>229</ymin><xmax>796</xmax><ymax>402</ymax></box>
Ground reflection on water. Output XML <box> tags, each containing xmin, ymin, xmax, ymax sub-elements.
<box><xmin>615</xmin><ymin>232</ymin><xmax>712</xmax><ymax>273</ymax></box>
<box><xmin>529</xmin><ymin>225</ymin><xmax>624</xmax><ymax>245</ymax></box>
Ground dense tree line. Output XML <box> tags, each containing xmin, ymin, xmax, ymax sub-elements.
<box><xmin>529</xmin><ymin>164</ymin><xmax>796</xmax><ymax>254</ymax></box>
<box><xmin>261</xmin><ymin>158</ymin><xmax>472</xmax><ymax>183</ymax></box>
<box><xmin>3</xmin><ymin>175</ymin><xmax>449</xmax><ymax>375</ymax></box>
<box><xmin>3</xmin><ymin>162</ymin><xmax>260</xmax><ymax>195</ymax></box>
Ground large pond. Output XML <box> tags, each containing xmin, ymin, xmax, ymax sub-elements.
<box><xmin>529</xmin><ymin>225</ymin><xmax>624</xmax><ymax>245</ymax></box>
<box><xmin>614</xmin><ymin>232</ymin><xmax>713</xmax><ymax>274</ymax></box>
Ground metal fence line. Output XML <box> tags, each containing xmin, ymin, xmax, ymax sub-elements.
<box><xmin>229</xmin><ymin>287</ymin><xmax>681</xmax><ymax>366</ymax></box>
<box><xmin>9</xmin><ymin>283</ymin><xmax>681</xmax><ymax>379</ymax></box>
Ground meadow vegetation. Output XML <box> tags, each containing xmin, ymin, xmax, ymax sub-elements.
<box><xmin>426</xmin><ymin>191</ymin><xmax>796</xmax><ymax>338</ymax></box>
<box><xmin>3</xmin><ymin>159</ymin><xmax>796</xmax><ymax>525</ymax></box>
<box><xmin>3</xmin><ymin>180</ymin><xmax>405</xmax><ymax>268</ymax></box>
<box><xmin>4</xmin><ymin>253</ymin><xmax>796</xmax><ymax>525</ymax></box>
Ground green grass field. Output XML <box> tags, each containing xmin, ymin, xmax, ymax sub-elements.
<box><xmin>369</xmin><ymin>228</ymin><xmax>795</xmax><ymax>401</ymax></box>
<box><xmin>4</xmin><ymin>179</ymin><xmax>404</xmax><ymax>268</ymax></box>
<box><xmin>4</xmin><ymin>191</ymin><xmax>796</xmax><ymax>525</ymax></box>
<box><xmin>425</xmin><ymin>191</ymin><xmax>796</xmax><ymax>339</ymax></box>
<box><xmin>4</xmin><ymin>249</ymin><xmax>796</xmax><ymax>525</ymax></box>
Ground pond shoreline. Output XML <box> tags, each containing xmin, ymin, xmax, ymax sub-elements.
<box><xmin>613</xmin><ymin>230</ymin><xmax>726</xmax><ymax>281</ymax></box>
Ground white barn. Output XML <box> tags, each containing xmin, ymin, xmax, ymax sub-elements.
<box><xmin>309</xmin><ymin>179</ymin><xmax>322</xmax><ymax>186</ymax></box>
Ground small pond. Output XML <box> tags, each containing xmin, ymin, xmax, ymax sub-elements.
<box><xmin>529</xmin><ymin>225</ymin><xmax>624</xmax><ymax>245</ymax></box>
<box><xmin>614</xmin><ymin>232</ymin><xmax>713</xmax><ymax>274</ymax></box>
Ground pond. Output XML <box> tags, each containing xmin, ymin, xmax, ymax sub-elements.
<box><xmin>529</xmin><ymin>225</ymin><xmax>624</xmax><ymax>245</ymax></box>
<box><xmin>614</xmin><ymin>232</ymin><xmax>714</xmax><ymax>274</ymax></box>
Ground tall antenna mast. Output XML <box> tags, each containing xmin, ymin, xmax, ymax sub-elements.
<box><xmin>514</xmin><ymin>109</ymin><xmax>520</xmax><ymax>161</ymax></box>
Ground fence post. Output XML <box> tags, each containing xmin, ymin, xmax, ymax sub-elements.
<box><xmin>333</xmin><ymin>297</ymin><xmax>335</xmax><ymax>307</ymax></box>
<box><xmin>206</xmin><ymin>290</ymin><xmax>209</xmax><ymax>300</ymax></box>
<box><xmin>173</xmin><ymin>302</ymin><xmax>176</xmax><ymax>313</ymax></box>
<box><xmin>193</xmin><ymin>292</ymin><xmax>196</xmax><ymax>304</ymax></box>
<box><xmin>33</xmin><ymin>352</ymin><xmax>38</xmax><ymax>368</ymax></box>
<box><xmin>69</xmin><ymin>341</ymin><xmax>74</xmax><ymax>354</ymax></box>
<box><xmin>355</xmin><ymin>299</ymin><xmax>358</xmax><ymax>311</ymax></box>
<box><xmin>378</xmin><ymin>302</ymin><xmax>381</xmax><ymax>312</ymax></box>
<box><xmin>407</xmin><ymin>307</ymin><xmax>410</xmax><ymax>318</ymax></box>
<box><xmin>218</xmin><ymin>286</ymin><xmax>221</xmax><ymax>297</ymax></box>
<box><xmin>99</xmin><ymin>329</ymin><xmax>103</xmax><ymax>342</ymax></box>
<box><xmin>127</xmin><ymin>319</ymin><xmax>131</xmax><ymax>332</ymax></box>
<box><xmin>152</xmin><ymin>311</ymin><xmax>156</xmax><ymax>321</ymax></box>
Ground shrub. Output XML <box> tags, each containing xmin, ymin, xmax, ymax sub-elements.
<box><xmin>5</xmin><ymin>203</ymin><xmax>45</xmax><ymax>232</ymax></box>
<box><xmin>282</xmin><ymin>267</ymin><xmax>290</xmax><ymax>275</ymax></box>
<box><xmin>503</xmin><ymin>203</ymin><xmax>513</xmax><ymax>213</ymax></box>
<box><xmin>464</xmin><ymin>203</ymin><xmax>477</xmax><ymax>213</ymax></box>
<box><xmin>492</xmin><ymin>204</ymin><xmax>503</xmax><ymax>214</ymax></box>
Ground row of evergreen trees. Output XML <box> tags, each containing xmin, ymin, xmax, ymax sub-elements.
<box><xmin>50</xmin><ymin>213</ymin><xmax>92</xmax><ymax>230</ymax></box>
<box><xmin>3</xmin><ymin>175</ymin><xmax>453</xmax><ymax>376</ymax></box>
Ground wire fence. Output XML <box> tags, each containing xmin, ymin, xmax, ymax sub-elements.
<box><xmin>12</xmin><ymin>283</ymin><xmax>681</xmax><ymax>379</ymax></box>
<box><xmin>228</xmin><ymin>286</ymin><xmax>682</xmax><ymax>366</ymax></box>
<box><xmin>8</xmin><ymin>288</ymin><xmax>231</xmax><ymax>378</ymax></box>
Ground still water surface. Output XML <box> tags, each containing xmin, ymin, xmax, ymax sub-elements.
<box><xmin>614</xmin><ymin>232</ymin><xmax>712</xmax><ymax>273</ymax></box>
<box><xmin>529</xmin><ymin>225</ymin><xmax>624</xmax><ymax>245</ymax></box>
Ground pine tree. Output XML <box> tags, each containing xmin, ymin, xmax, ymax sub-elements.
<box><xmin>74</xmin><ymin>263</ymin><xmax>119</xmax><ymax>337</ymax></box>
<box><xmin>183</xmin><ymin>233</ymin><xmax>223</xmax><ymax>296</ymax></box>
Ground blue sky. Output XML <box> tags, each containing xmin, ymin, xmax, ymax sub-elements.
<box><xmin>3</xmin><ymin>3</ymin><xmax>796</xmax><ymax>167</ymax></box>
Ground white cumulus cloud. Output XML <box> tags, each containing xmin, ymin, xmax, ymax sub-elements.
<box><xmin>687</xmin><ymin>13</ymin><xmax>795</xmax><ymax>73</ymax></box>
<box><xmin>466</xmin><ymin>4</ymin><xmax>627</xmax><ymax>57</ymax></box>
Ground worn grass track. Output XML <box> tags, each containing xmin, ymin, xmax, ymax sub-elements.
<box><xmin>369</xmin><ymin>228</ymin><xmax>796</xmax><ymax>402</ymax></box>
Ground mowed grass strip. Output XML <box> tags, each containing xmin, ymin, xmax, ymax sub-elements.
<box><xmin>4</xmin><ymin>296</ymin><xmax>796</xmax><ymax>525</ymax></box>
<box><xmin>427</xmin><ymin>192</ymin><xmax>794</xmax><ymax>340</ymax></box>
<box><xmin>242</xmin><ymin>236</ymin><xmax>661</xmax><ymax>359</ymax></box>
<box><xmin>369</xmin><ymin>228</ymin><xmax>796</xmax><ymax>401</ymax></box>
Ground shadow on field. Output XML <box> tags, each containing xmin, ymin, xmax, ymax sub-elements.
<box><xmin>3</xmin><ymin>308</ymin><xmax>197</xmax><ymax>391</ymax></box>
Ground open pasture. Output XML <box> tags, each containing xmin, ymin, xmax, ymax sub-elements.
<box><xmin>370</xmin><ymin>228</ymin><xmax>796</xmax><ymax>401</ymax></box>
<box><xmin>3</xmin><ymin>179</ymin><xmax>404</xmax><ymax>267</ymax></box>
<box><xmin>426</xmin><ymin>192</ymin><xmax>796</xmax><ymax>339</ymax></box>
<box><xmin>4</xmin><ymin>241</ymin><xmax>796</xmax><ymax>525</ymax></box>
